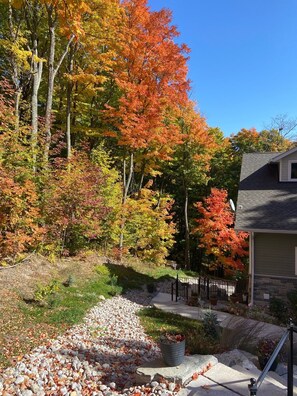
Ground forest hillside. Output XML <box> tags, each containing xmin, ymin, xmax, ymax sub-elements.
<box><xmin>0</xmin><ymin>0</ymin><xmax>293</xmax><ymax>271</ymax></box>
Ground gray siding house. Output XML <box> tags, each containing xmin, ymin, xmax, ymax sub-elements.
<box><xmin>235</xmin><ymin>147</ymin><xmax>297</xmax><ymax>304</ymax></box>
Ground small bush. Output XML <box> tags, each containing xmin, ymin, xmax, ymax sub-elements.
<box><xmin>287</xmin><ymin>289</ymin><xmax>297</xmax><ymax>322</ymax></box>
<box><xmin>109</xmin><ymin>274</ymin><xmax>118</xmax><ymax>286</ymax></box>
<box><xmin>63</xmin><ymin>275</ymin><xmax>75</xmax><ymax>287</ymax></box>
<box><xmin>257</xmin><ymin>337</ymin><xmax>279</xmax><ymax>359</ymax></box>
<box><xmin>34</xmin><ymin>280</ymin><xmax>60</xmax><ymax>303</ymax></box>
<box><xmin>95</xmin><ymin>265</ymin><xmax>110</xmax><ymax>277</ymax></box>
<box><xmin>269</xmin><ymin>297</ymin><xmax>288</xmax><ymax>324</ymax></box>
<box><xmin>108</xmin><ymin>275</ymin><xmax>122</xmax><ymax>296</ymax></box>
<box><xmin>203</xmin><ymin>311</ymin><xmax>219</xmax><ymax>340</ymax></box>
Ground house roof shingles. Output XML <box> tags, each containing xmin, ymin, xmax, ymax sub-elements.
<box><xmin>235</xmin><ymin>152</ymin><xmax>297</xmax><ymax>232</ymax></box>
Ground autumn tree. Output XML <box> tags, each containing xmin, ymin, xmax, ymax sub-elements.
<box><xmin>106</xmin><ymin>0</ymin><xmax>189</xmax><ymax>153</ymax></box>
<box><xmin>123</xmin><ymin>181</ymin><xmax>176</xmax><ymax>264</ymax></box>
<box><xmin>160</xmin><ymin>102</ymin><xmax>216</xmax><ymax>268</ymax></box>
<box><xmin>0</xmin><ymin>1</ymin><xmax>31</xmax><ymax>130</ymax></box>
<box><xmin>91</xmin><ymin>144</ymin><xmax>122</xmax><ymax>251</ymax></box>
<box><xmin>104</xmin><ymin>0</ymin><xmax>190</xmax><ymax>175</ymax></box>
<box><xmin>0</xmin><ymin>165</ymin><xmax>44</xmax><ymax>260</ymax></box>
<box><xmin>104</xmin><ymin>0</ymin><xmax>190</xmax><ymax>253</ymax></box>
<box><xmin>0</xmin><ymin>80</ymin><xmax>44</xmax><ymax>259</ymax></box>
<box><xmin>42</xmin><ymin>0</ymin><xmax>91</xmax><ymax>164</ymax></box>
<box><xmin>230</xmin><ymin>127</ymin><xmax>293</xmax><ymax>155</ymax></box>
<box><xmin>212</xmin><ymin>128</ymin><xmax>295</xmax><ymax>202</ymax></box>
<box><xmin>208</xmin><ymin>128</ymin><xmax>240</xmax><ymax>201</ymax></box>
<box><xmin>54</xmin><ymin>0</ymin><xmax>123</xmax><ymax>159</ymax></box>
<box><xmin>43</xmin><ymin>152</ymin><xmax>115</xmax><ymax>255</ymax></box>
<box><xmin>194</xmin><ymin>188</ymin><xmax>248</xmax><ymax>272</ymax></box>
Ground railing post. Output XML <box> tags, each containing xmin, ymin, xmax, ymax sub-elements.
<box><xmin>176</xmin><ymin>274</ymin><xmax>178</xmax><ymax>302</ymax></box>
<box><xmin>288</xmin><ymin>319</ymin><xmax>294</xmax><ymax>396</ymax></box>
<box><xmin>171</xmin><ymin>281</ymin><xmax>173</xmax><ymax>301</ymax></box>
<box><xmin>248</xmin><ymin>378</ymin><xmax>257</xmax><ymax>395</ymax></box>
<box><xmin>207</xmin><ymin>278</ymin><xmax>210</xmax><ymax>300</ymax></box>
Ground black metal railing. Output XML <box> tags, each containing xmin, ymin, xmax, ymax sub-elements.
<box><xmin>171</xmin><ymin>274</ymin><xmax>190</xmax><ymax>302</ymax></box>
<box><xmin>171</xmin><ymin>274</ymin><xmax>237</xmax><ymax>302</ymax></box>
<box><xmin>248</xmin><ymin>321</ymin><xmax>297</xmax><ymax>395</ymax></box>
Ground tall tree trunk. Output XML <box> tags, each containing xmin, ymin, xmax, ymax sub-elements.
<box><xmin>184</xmin><ymin>184</ymin><xmax>190</xmax><ymax>270</ymax></box>
<box><xmin>123</xmin><ymin>152</ymin><xmax>134</xmax><ymax>203</ymax></box>
<box><xmin>14</xmin><ymin>90</ymin><xmax>21</xmax><ymax>130</ymax></box>
<box><xmin>66</xmin><ymin>44</ymin><xmax>74</xmax><ymax>159</ymax></box>
<box><xmin>43</xmin><ymin>7</ymin><xmax>55</xmax><ymax>165</ymax></box>
<box><xmin>31</xmin><ymin>38</ymin><xmax>43</xmax><ymax>171</ymax></box>
<box><xmin>119</xmin><ymin>153</ymin><xmax>134</xmax><ymax>259</ymax></box>
<box><xmin>43</xmin><ymin>4</ymin><xmax>74</xmax><ymax>165</ymax></box>
<box><xmin>23</xmin><ymin>0</ymin><xmax>43</xmax><ymax>169</ymax></box>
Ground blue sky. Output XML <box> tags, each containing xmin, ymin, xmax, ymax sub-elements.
<box><xmin>148</xmin><ymin>0</ymin><xmax>297</xmax><ymax>136</ymax></box>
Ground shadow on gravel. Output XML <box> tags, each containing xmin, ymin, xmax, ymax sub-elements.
<box><xmin>59</xmin><ymin>336</ymin><xmax>160</xmax><ymax>388</ymax></box>
<box><xmin>105</xmin><ymin>262</ymin><xmax>174</xmax><ymax>296</ymax></box>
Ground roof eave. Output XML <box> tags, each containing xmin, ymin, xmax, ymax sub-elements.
<box><xmin>235</xmin><ymin>227</ymin><xmax>297</xmax><ymax>234</ymax></box>
<box><xmin>269</xmin><ymin>146</ymin><xmax>297</xmax><ymax>163</ymax></box>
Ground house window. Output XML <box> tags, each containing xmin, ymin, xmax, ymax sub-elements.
<box><xmin>288</xmin><ymin>161</ymin><xmax>297</xmax><ymax>180</ymax></box>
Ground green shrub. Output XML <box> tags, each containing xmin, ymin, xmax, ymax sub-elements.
<box><xmin>34</xmin><ymin>280</ymin><xmax>60</xmax><ymax>303</ymax></box>
<box><xmin>202</xmin><ymin>311</ymin><xmax>220</xmax><ymax>340</ymax></box>
<box><xmin>108</xmin><ymin>275</ymin><xmax>122</xmax><ymax>296</ymax></box>
<box><xmin>109</xmin><ymin>274</ymin><xmax>118</xmax><ymax>286</ymax></box>
<box><xmin>95</xmin><ymin>265</ymin><xmax>110</xmax><ymax>277</ymax></box>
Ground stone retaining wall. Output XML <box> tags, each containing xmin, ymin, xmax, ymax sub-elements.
<box><xmin>254</xmin><ymin>274</ymin><xmax>297</xmax><ymax>303</ymax></box>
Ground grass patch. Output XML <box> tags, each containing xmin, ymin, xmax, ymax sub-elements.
<box><xmin>20</xmin><ymin>276</ymin><xmax>118</xmax><ymax>326</ymax></box>
<box><xmin>0</xmin><ymin>268</ymin><xmax>122</xmax><ymax>368</ymax></box>
<box><xmin>138</xmin><ymin>306</ymin><xmax>219</xmax><ymax>355</ymax></box>
<box><xmin>0</xmin><ymin>258</ymin><xmax>199</xmax><ymax>370</ymax></box>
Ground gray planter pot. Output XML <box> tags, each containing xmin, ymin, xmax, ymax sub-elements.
<box><xmin>160</xmin><ymin>339</ymin><xmax>185</xmax><ymax>366</ymax></box>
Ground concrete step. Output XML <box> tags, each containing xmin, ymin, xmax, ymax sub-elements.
<box><xmin>268</xmin><ymin>369</ymin><xmax>297</xmax><ymax>390</ymax></box>
<box><xmin>232</xmin><ymin>364</ymin><xmax>287</xmax><ymax>390</ymax></box>
<box><xmin>135</xmin><ymin>354</ymin><xmax>218</xmax><ymax>385</ymax></box>
<box><xmin>178</xmin><ymin>375</ymin><xmax>242</xmax><ymax>395</ymax></box>
<box><xmin>233</xmin><ymin>363</ymin><xmax>297</xmax><ymax>393</ymax></box>
<box><xmin>180</xmin><ymin>363</ymin><xmax>287</xmax><ymax>395</ymax></box>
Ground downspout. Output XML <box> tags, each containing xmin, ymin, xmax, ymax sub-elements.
<box><xmin>249</xmin><ymin>232</ymin><xmax>255</xmax><ymax>305</ymax></box>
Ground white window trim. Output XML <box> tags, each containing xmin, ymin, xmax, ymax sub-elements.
<box><xmin>288</xmin><ymin>160</ymin><xmax>297</xmax><ymax>181</ymax></box>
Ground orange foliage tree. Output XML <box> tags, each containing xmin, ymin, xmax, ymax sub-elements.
<box><xmin>103</xmin><ymin>0</ymin><xmax>191</xmax><ymax>255</ymax></box>
<box><xmin>0</xmin><ymin>79</ymin><xmax>44</xmax><ymax>260</ymax></box>
<box><xmin>0</xmin><ymin>166</ymin><xmax>44</xmax><ymax>260</ymax></box>
<box><xmin>105</xmin><ymin>0</ymin><xmax>190</xmax><ymax>158</ymax></box>
<box><xmin>165</xmin><ymin>101</ymin><xmax>217</xmax><ymax>268</ymax></box>
<box><xmin>194</xmin><ymin>188</ymin><xmax>248</xmax><ymax>271</ymax></box>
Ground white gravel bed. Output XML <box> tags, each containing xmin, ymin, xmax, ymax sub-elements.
<box><xmin>0</xmin><ymin>290</ymin><xmax>178</xmax><ymax>396</ymax></box>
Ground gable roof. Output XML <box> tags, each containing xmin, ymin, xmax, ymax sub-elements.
<box><xmin>235</xmin><ymin>152</ymin><xmax>297</xmax><ymax>232</ymax></box>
